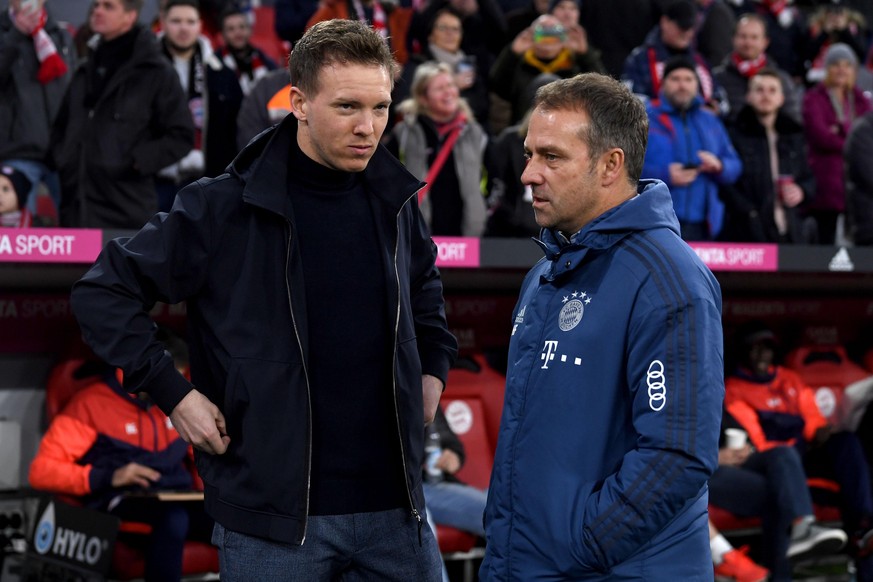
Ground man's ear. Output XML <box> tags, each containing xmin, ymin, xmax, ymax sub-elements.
<box><xmin>600</xmin><ymin>148</ymin><xmax>625</xmax><ymax>187</ymax></box>
<box><xmin>290</xmin><ymin>87</ymin><xmax>307</xmax><ymax>121</ymax></box>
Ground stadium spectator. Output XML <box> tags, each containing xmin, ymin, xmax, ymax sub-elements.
<box><xmin>235</xmin><ymin>67</ymin><xmax>290</xmax><ymax>150</ymax></box>
<box><xmin>710</xmin><ymin>411</ymin><xmax>847</xmax><ymax>580</ymax></box>
<box><xmin>725</xmin><ymin>321</ymin><xmax>873</xmax><ymax>582</ymax></box>
<box><xmin>802</xmin><ymin>42</ymin><xmax>872</xmax><ymax>244</ymax></box>
<box><xmin>804</xmin><ymin>1</ymin><xmax>868</xmax><ymax>86</ymax></box>
<box><xmin>0</xmin><ymin>0</ymin><xmax>72</xmax><ymax>219</ymax></box>
<box><xmin>694</xmin><ymin>0</ymin><xmax>737</xmax><ymax>70</ymax></box>
<box><xmin>721</xmin><ymin>69</ymin><xmax>814</xmax><ymax>243</ymax></box>
<box><xmin>642</xmin><ymin>56</ymin><xmax>742</xmax><ymax>241</ymax></box>
<box><xmin>622</xmin><ymin>0</ymin><xmax>729</xmax><ymax>116</ymax></box>
<box><xmin>713</xmin><ymin>13</ymin><xmax>802</xmax><ymax>124</ymax></box>
<box><xmin>51</xmin><ymin>0</ymin><xmax>194</xmax><ymax>229</ymax></box>
<box><xmin>214</xmin><ymin>6</ymin><xmax>278</xmax><ymax>96</ymax></box>
<box><xmin>846</xmin><ymin>110</ymin><xmax>873</xmax><ymax>245</ymax></box>
<box><xmin>395</xmin><ymin>8</ymin><xmax>490</xmax><ymax>128</ymax></box>
<box><xmin>490</xmin><ymin>14</ymin><xmax>603</xmax><ymax>126</ymax></box>
<box><xmin>387</xmin><ymin>61</ymin><xmax>488</xmax><ymax>236</ymax></box>
<box><xmin>29</xmin><ymin>331</ymin><xmax>202</xmax><ymax>582</ymax></box>
<box><xmin>579</xmin><ymin>0</ymin><xmax>661</xmax><ymax>78</ymax></box>
<box><xmin>0</xmin><ymin>164</ymin><xmax>33</xmax><ymax>227</ymax></box>
<box><xmin>726</xmin><ymin>0</ymin><xmax>808</xmax><ymax>80</ymax></box>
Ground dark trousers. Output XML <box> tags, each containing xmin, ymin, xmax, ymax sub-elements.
<box><xmin>112</xmin><ymin>500</ymin><xmax>191</xmax><ymax>582</ymax></box>
<box><xmin>710</xmin><ymin>446</ymin><xmax>814</xmax><ymax>581</ymax></box>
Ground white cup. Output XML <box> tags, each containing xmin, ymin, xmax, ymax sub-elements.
<box><xmin>725</xmin><ymin>428</ymin><xmax>747</xmax><ymax>450</ymax></box>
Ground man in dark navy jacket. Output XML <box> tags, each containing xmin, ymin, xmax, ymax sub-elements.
<box><xmin>71</xmin><ymin>18</ymin><xmax>457</xmax><ymax>582</ymax></box>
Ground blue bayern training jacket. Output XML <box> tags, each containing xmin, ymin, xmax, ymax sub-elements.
<box><xmin>481</xmin><ymin>180</ymin><xmax>724</xmax><ymax>581</ymax></box>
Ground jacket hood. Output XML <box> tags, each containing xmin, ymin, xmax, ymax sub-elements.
<box><xmin>537</xmin><ymin>179</ymin><xmax>680</xmax><ymax>258</ymax></box>
<box><xmin>228</xmin><ymin>114</ymin><xmax>424</xmax><ymax>218</ymax></box>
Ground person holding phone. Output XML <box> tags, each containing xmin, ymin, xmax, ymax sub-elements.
<box><xmin>642</xmin><ymin>55</ymin><xmax>742</xmax><ymax>241</ymax></box>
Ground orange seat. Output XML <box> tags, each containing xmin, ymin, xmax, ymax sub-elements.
<box><xmin>42</xmin><ymin>358</ymin><xmax>219</xmax><ymax>580</ymax></box>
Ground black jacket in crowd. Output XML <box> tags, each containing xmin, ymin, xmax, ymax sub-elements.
<box><xmin>70</xmin><ymin>114</ymin><xmax>458</xmax><ymax>545</ymax></box>
<box><xmin>846</xmin><ymin>111</ymin><xmax>873</xmax><ymax>245</ymax></box>
<box><xmin>721</xmin><ymin>105</ymin><xmax>815</xmax><ymax>244</ymax></box>
<box><xmin>51</xmin><ymin>25</ymin><xmax>194</xmax><ymax>229</ymax></box>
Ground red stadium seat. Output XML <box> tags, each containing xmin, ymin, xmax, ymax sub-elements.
<box><xmin>436</xmin><ymin>355</ymin><xmax>506</xmax><ymax>581</ymax></box>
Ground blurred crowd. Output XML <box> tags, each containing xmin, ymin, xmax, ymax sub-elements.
<box><xmin>3</xmin><ymin>0</ymin><xmax>873</xmax><ymax>245</ymax></box>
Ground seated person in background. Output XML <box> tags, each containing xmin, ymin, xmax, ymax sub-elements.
<box><xmin>725</xmin><ymin>321</ymin><xmax>873</xmax><ymax>582</ymax></box>
<box><xmin>235</xmin><ymin>67</ymin><xmax>291</xmax><ymax>151</ymax></box>
<box><xmin>424</xmin><ymin>405</ymin><xmax>488</xmax><ymax>582</ymax></box>
<box><xmin>386</xmin><ymin>61</ymin><xmax>488</xmax><ymax>237</ymax></box>
<box><xmin>29</xmin><ymin>329</ymin><xmax>206</xmax><ymax>582</ymax></box>
<box><xmin>708</xmin><ymin>516</ymin><xmax>769</xmax><ymax>582</ymax></box>
<box><xmin>642</xmin><ymin>56</ymin><xmax>742</xmax><ymax>241</ymax></box>
<box><xmin>489</xmin><ymin>14</ymin><xmax>603</xmax><ymax>127</ymax></box>
<box><xmin>721</xmin><ymin>68</ymin><xmax>814</xmax><ymax>243</ymax></box>
<box><xmin>710</xmin><ymin>411</ymin><xmax>846</xmax><ymax>581</ymax></box>
<box><xmin>0</xmin><ymin>164</ymin><xmax>33</xmax><ymax>228</ymax></box>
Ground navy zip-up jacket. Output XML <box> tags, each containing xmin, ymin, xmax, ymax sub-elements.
<box><xmin>481</xmin><ymin>180</ymin><xmax>724</xmax><ymax>580</ymax></box>
<box><xmin>70</xmin><ymin>114</ymin><xmax>458</xmax><ymax>545</ymax></box>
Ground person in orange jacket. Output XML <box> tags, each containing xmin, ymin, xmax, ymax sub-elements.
<box><xmin>725</xmin><ymin>321</ymin><xmax>873</xmax><ymax>581</ymax></box>
<box><xmin>29</xmin><ymin>329</ymin><xmax>206</xmax><ymax>582</ymax></box>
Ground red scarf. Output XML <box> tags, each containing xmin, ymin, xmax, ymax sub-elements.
<box><xmin>761</xmin><ymin>0</ymin><xmax>787</xmax><ymax>16</ymax></box>
<box><xmin>31</xmin><ymin>10</ymin><xmax>67</xmax><ymax>84</ymax></box>
<box><xmin>732</xmin><ymin>52</ymin><xmax>768</xmax><ymax>78</ymax></box>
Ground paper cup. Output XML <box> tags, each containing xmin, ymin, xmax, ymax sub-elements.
<box><xmin>725</xmin><ymin>428</ymin><xmax>747</xmax><ymax>449</ymax></box>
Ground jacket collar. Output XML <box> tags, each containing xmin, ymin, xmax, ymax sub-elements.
<box><xmin>229</xmin><ymin>115</ymin><xmax>424</xmax><ymax>219</ymax></box>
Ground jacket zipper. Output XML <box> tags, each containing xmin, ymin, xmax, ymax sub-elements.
<box><xmin>391</xmin><ymin>192</ymin><xmax>424</xmax><ymax>539</ymax></box>
<box><xmin>284</xmin><ymin>219</ymin><xmax>313</xmax><ymax>545</ymax></box>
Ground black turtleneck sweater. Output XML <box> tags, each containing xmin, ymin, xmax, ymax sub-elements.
<box><xmin>289</xmin><ymin>142</ymin><xmax>406</xmax><ymax>515</ymax></box>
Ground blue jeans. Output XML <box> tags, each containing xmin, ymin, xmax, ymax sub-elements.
<box><xmin>3</xmin><ymin>159</ymin><xmax>61</xmax><ymax>214</ymax></box>
<box><xmin>423</xmin><ymin>480</ymin><xmax>487</xmax><ymax>537</ymax></box>
<box><xmin>211</xmin><ymin>508</ymin><xmax>442</xmax><ymax>581</ymax></box>
<box><xmin>710</xmin><ymin>446</ymin><xmax>813</xmax><ymax>581</ymax></box>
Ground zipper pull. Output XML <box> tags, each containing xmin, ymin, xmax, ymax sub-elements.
<box><xmin>413</xmin><ymin>509</ymin><xmax>423</xmax><ymax>547</ymax></box>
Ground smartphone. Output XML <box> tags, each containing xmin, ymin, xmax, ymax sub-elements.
<box><xmin>682</xmin><ymin>162</ymin><xmax>700</xmax><ymax>170</ymax></box>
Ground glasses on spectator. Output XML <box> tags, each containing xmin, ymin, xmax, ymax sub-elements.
<box><xmin>434</xmin><ymin>24</ymin><xmax>462</xmax><ymax>33</ymax></box>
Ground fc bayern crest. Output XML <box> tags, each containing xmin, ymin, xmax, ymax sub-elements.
<box><xmin>559</xmin><ymin>299</ymin><xmax>584</xmax><ymax>331</ymax></box>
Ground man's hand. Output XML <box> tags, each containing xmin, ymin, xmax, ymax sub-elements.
<box><xmin>170</xmin><ymin>389</ymin><xmax>230</xmax><ymax>455</ymax></box>
<box><xmin>669</xmin><ymin>162</ymin><xmax>699</xmax><ymax>187</ymax></box>
<box><xmin>422</xmin><ymin>374</ymin><xmax>443</xmax><ymax>424</ymax></box>
<box><xmin>565</xmin><ymin>24</ymin><xmax>589</xmax><ymax>55</ymax></box>
<box><xmin>697</xmin><ymin>150</ymin><xmax>723</xmax><ymax>174</ymax></box>
<box><xmin>112</xmin><ymin>462</ymin><xmax>161</xmax><ymax>488</ymax></box>
<box><xmin>718</xmin><ymin>444</ymin><xmax>752</xmax><ymax>467</ymax></box>
<box><xmin>435</xmin><ymin>449</ymin><xmax>462</xmax><ymax>475</ymax></box>
<box><xmin>511</xmin><ymin>27</ymin><xmax>534</xmax><ymax>55</ymax></box>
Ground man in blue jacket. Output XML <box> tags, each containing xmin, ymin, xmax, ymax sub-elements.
<box><xmin>480</xmin><ymin>73</ymin><xmax>724</xmax><ymax>580</ymax></box>
<box><xmin>70</xmin><ymin>18</ymin><xmax>457</xmax><ymax>582</ymax></box>
<box><xmin>643</xmin><ymin>55</ymin><xmax>742</xmax><ymax>241</ymax></box>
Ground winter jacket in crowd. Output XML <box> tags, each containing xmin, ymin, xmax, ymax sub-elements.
<box><xmin>846</xmin><ymin>111</ymin><xmax>873</xmax><ymax>244</ymax></box>
<box><xmin>721</xmin><ymin>105</ymin><xmax>814</xmax><ymax>243</ymax></box>
<box><xmin>643</xmin><ymin>92</ymin><xmax>742</xmax><ymax>239</ymax></box>
<box><xmin>51</xmin><ymin>25</ymin><xmax>194</xmax><ymax>229</ymax></box>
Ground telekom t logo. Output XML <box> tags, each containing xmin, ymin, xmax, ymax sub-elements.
<box><xmin>541</xmin><ymin>340</ymin><xmax>559</xmax><ymax>369</ymax></box>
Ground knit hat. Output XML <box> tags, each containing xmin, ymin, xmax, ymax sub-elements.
<box><xmin>0</xmin><ymin>165</ymin><xmax>32</xmax><ymax>211</ymax></box>
<box><xmin>547</xmin><ymin>0</ymin><xmax>580</xmax><ymax>14</ymax></box>
<box><xmin>664</xmin><ymin>0</ymin><xmax>697</xmax><ymax>30</ymax></box>
<box><xmin>824</xmin><ymin>42</ymin><xmax>858</xmax><ymax>68</ymax></box>
<box><xmin>662</xmin><ymin>55</ymin><xmax>697</xmax><ymax>80</ymax></box>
